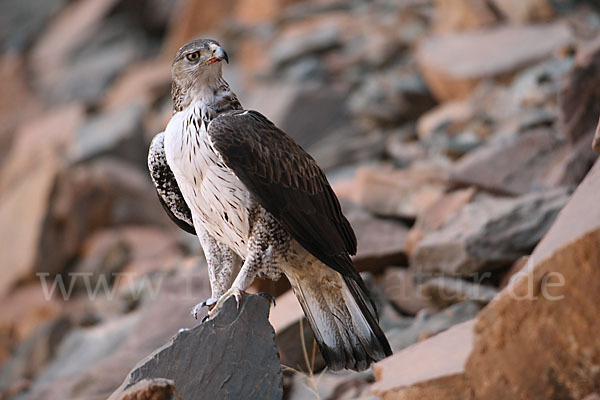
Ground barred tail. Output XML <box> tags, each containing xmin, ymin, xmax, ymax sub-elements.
<box><xmin>284</xmin><ymin>264</ymin><xmax>392</xmax><ymax>371</ymax></box>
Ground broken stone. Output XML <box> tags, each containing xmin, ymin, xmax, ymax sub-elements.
<box><xmin>450</xmin><ymin>129</ymin><xmax>567</xmax><ymax>195</ymax></box>
<box><xmin>269</xmin><ymin>23</ymin><xmax>341</xmax><ymax>70</ymax></box>
<box><xmin>24</xmin><ymin>265</ymin><xmax>211</xmax><ymax>399</ymax></box>
<box><xmin>419</xmin><ymin>277</ymin><xmax>499</xmax><ymax>308</ymax></box>
<box><xmin>559</xmin><ymin>37</ymin><xmax>600</xmax><ymax>144</ymax></box>
<box><xmin>349</xmin><ymin>68</ymin><xmax>436</xmax><ymax>128</ymax></box>
<box><xmin>0</xmin><ymin>153</ymin><xmax>59</xmax><ymax>296</ymax></box>
<box><xmin>29</xmin><ymin>0</ymin><xmax>143</xmax><ymax>104</ymax></box>
<box><xmin>0</xmin><ymin>317</ymin><xmax>72</xmax><ymax>394</ymax></box>
<box><xmin>380</xmin><ymin>268</ymin><xmax>431</xmax><ymax>315</ymax></box>
<box><xmin>465</xmin><ymin>159</ymin><xmax>600</xmax><ymax>400</ymax></box>
<box><xmin>32</xmin><ymin>159</ymin><xmax>165</xmax><ymax>277</ymax></box>
<box><xmin>0</xmin><ymin>103</ymin><xmax>84</xmax><ymax>194</ymax></box>
<box><xmin>406</xmin><ymin>188</ymin><xmax>477</xmax><ymax>256</ymax></box>
<box><xmin>490</xmin><ymin>0</ymin><xmax>555</xmax><ymax>23</ymax></box>
<box><xmin>0</xmin><ymin>54</ymin><xmax>44</xmax><ymax>172</ymax></box>
<box><xmin>286</xmin><ymin>370</ymin><xmax>372</xmax><ymax>400</ymax></box>
<box><xmin>411</xmin><ymin>188</ymin><xmax>571</xmax><ymax>276</ymax></box>
<box><xmin>384</xmin><ymin>301</ymin><xmax>480</xmax><ymax>352</ymax></box>
<box><xmin>417</xmin><ymin>23</ymin><xmax>572</xmax><ymax>101</ymax></box>
<box><xmin>371</xmin><ymin>320</ymin><xmax>475</xmax><ymax>399</ymax></box>
<box><xmin>343</xmin><ymin>202</ymin><xmax>409</xmax><ymax>273</ymax></box>
<box><xmin>544</xmin><ymin>129</ymin><xmax>598</xmax><ymax>189</ymax></box>
<box><xmin>102</xmin><ymin>58</ymin><xmax>171</xmax><ymax>111</ymax></box>
<box><xmin>70</xmin><ymin>101</ymin><xmax>147</xmax><ymax>166</ymax></box>
<box><xmin>164</xmin><ymin>0</ymin><xmax>236</xmax><ymax>57</ymax></box>
<box><xmin>115</xmin><ymin>378</ymin><xmax>178</xmax><ymax>400</ymax></box>
<box><xmin>0</xmin><ymin>0</ymin><xmax>65</xmax><ymax>52</ymax></box>
<box><xmin>350</xmin><ymin>162</ymin><xmax>448</xmax><ymax>219</ymax></box>
<box><xmin>0</xmin><ymin>283</ymin><xmax>62</xmax><ymax>363</ymax></box>
<box><xmin>110</xmin><ymin>294</ymin><xmax>282</xmax><ymax>400</ymax></box>
<box><xmin>309</xmin><ymin>127</ymin><xmax>386</xmax><ymax>172</ymax></box>
<box><xmin>433</xmin><ymin>0</ymin><xmax>499</xmax><ymax>33</ymax></box>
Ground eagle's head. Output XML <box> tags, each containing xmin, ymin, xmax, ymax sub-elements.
<box><xmin>171</xmin><ymin>39</ymin><xmax>229</xmax><ymax>107</ymax></box>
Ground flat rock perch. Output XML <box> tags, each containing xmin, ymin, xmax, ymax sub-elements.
<box><xmin>109</xmin><ymin>294</ymin><xmax>283</xmax><ymax>400</ymax></box>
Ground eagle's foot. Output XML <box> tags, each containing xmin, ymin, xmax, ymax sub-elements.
<box><xmin>204</xmin><ymin>287</ymin><xmax>244</xmax><ymax>321</ymax></box>
<box><xmin>192</xmin><ymin>297</ymin><xmax>217</xmax><ymax>320</ymax></box>
<box><xmin>257</xmin><ymin>292</ymin><xmax>276</xmax><ymax>307</ymax></box>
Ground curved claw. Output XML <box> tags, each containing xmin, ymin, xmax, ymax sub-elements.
<box><xmin>201</xmin><ymin>314</ymin><xmax>210</xmax><ymax>323</ymax></box>
<box><xmin>192</xmin><ymin>297</ymin><xmax>217</xmax><ymax>319</ymax></box>
<box><xmin>257</xmin><ymin>292</ymin><xmax>276</xmax><ymax>307</ymax></box>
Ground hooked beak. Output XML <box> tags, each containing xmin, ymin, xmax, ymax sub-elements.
<box><xmin>212</xmin><ymin>46</ymin><xmax>229</xmax><ymax>64</ymax></box>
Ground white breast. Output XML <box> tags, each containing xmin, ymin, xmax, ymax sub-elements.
<box><xmin>164</xmin><ymin>103</ymin><xmax>251</xmax><ymax>257</ymax></box>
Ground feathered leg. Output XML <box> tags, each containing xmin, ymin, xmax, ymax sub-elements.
<box><xmin>192</xmin><ymin>225</ymin><xmax>242</xmax><ymax>319</ymax></box>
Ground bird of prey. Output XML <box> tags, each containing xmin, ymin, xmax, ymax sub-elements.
<box><xmin>148</xmin><ymin>38</ymin><xmax>392</xmax><ymax>371</ymax></box>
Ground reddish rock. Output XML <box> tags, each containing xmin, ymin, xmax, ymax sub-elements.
<box><xmin>343</xmin><ymin>203</ymin><xmax>409</xmax><ymax>273</ymax></box>
<box><xmin>32</xmin><ymin>159</ymin><xmax>172</xmax><ymax>278</ymax></box>
<box><xmin>407</xmin><ymin>188</ymin><xmax>476</xmax><ymax>256</ymax></box>
<box><xmin>417</xmin><ymin>23</ymin><xmax>571</xmax><ymax>101</ymax></box>
<box><xmin>24</xmin><ymin>265</ymin><xmax>211</xmax><ymax>399</ymax></box>
<box><xmin>419</xmin><ymin>277</ymin><xmax>498</xmax><ymax>308</ymax></box>
<box><xmin>465</xmin><ymin>159</ymin><xmax>600</xmax><ymax>399</ymax></box>
<box><xmin>102</xmin><ymin>59</ymin><xmax>171</xmax><ymax>111</ymax></box>
<box><xmin>411</xmin><ymin>188</ymin><xmax>570</xmax><ymax>276</ymax></box>
<box><xmin>381</xmin><ymin>268</ymin><xmax>431</xmax><ymax>315</ymax></box>
<box><xmin>560</xmin><ymin>37</ymin><xmax>600</xmax><ymax>144</ymax></box>
<box><xmin>350</xmin><ymin>162</ymin><xmax>448</xmax><ymax>219</ymax></box>
<box><xmin>164</xmin><ymin>0</ymin><xmax>237</xmax><ymax>57</ymax></box>
<box><xmin>371</xmin><ymin>320</ymin><xmax>475</xmax><ymax>399</ymax></box>
<box><xmin>544</xmin><ymin>129</ymin><xmax>598</xmax><ymax>189</ymax></box>
<box><xmin>0</xmin><ymin>54</ymin><xmax>43</xmax><ymax>171</ymax></box>
<box><xmin>0</xmin><ymin>104</ymin><xmax>84</xmax><ymax>194</ymax></box>
<box><xmin>0</xmin><ymin>284</ymin><xmax>62</xmax><ymax>357</ymax></box>
<box><xmin>233</xmin><ymin>0</ymin><xmax>297</xmax><ymax>27</ymax></box>
<box><xmin>114</xmin><ymin>378</ymin><xmax>177</xmax><ymax>400</ymax></box>
<box><xmin>0</xmin><ymin>153</ymin><xmax>60</xmax><ymax>296</ymax></box>
<box><xmin>29</xmin><ymin>0</ymin><xmax>120</xmax><ymax>97</ymax></box>
<box><xmin>73</xmin><ymin>226</ymin><xmax>183</xmax><ymax>293</ymax></box>
<box><xmin>450</xmin><ymin>129</ymin><xmax>567</xmax><ymax>195</ymax></box>
<box><xmin>0</xmin><ymin>317</ymin><xmax>72</xmax><ymax>395</ymax></box>
<box><xmin>433</xmin><ymin>0</ymin><xmax>498</xmax><ymax>33</ymax></box>
<box><xmin>417</xmin><ymin>100</ymin><xmax>476</xmax><ymax>143</ymax></box>
<box><xmin>490</xmin><ymin>0</ymin><xmax>554</xmax><ymax>23</ymax></box>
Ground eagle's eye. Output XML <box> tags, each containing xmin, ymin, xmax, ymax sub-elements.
<box><xmin>186</xmin><ymin>51</ymin><xmax>200</xmax><ymax>62</ymax></box>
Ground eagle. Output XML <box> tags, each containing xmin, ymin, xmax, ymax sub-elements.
<box><xmin>148</xmin><ymin>38</ymin><xmax>392</xmax><ymax>371</ymax></box>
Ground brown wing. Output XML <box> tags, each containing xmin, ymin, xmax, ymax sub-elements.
<box><xmin>207</xmin><ymin>110</ymin><xmax>360</xmax><ymax>281</ymax></box>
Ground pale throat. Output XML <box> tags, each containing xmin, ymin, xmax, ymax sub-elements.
<box><xmin>173</xmin><ymin>76</ymin><xmax>235</xmax><ymax>119</ymax></box>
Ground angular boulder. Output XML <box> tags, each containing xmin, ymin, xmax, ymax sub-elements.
<box><xmin>110</xmin><ymin>294</ymin><xmax>283</xmax><ymax>400</ymax></box>
<box><xmin>411</xmin><ymin>188</ymin><xmax>570</xmax><ymax>276</ymax></box>
<box><xmin>465</xmin><ymin>159</ymin><xmax>600</xmax><ymax>399</ymax></box>
<box><xmin>417</xmin><ymin>23</ymin><xmax>571</xmax><ymax>101</ymax></box>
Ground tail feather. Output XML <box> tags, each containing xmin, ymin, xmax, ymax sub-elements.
<box><xmin>285</xmin><ymin>265</ymin><xmax>392</xmax><ymax>372</ymax></box>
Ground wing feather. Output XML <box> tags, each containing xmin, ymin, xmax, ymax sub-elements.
<box><xmin>207</xmin><ymin>110</ymin><xmax>360</xmax><ymax>281</ymax></box>
<box><xmin>148</xmin><ymin>132</ymin><xmax>196</xmax><ymax>235</ymax></box>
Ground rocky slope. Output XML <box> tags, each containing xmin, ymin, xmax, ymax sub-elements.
<box><xmin>0</xmin><ymin>0</ymin><xmax>599</xmax><ymax>399</ymax></box>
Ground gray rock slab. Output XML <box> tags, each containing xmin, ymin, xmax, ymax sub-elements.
<box><xmin>385</xmin><ymin>301</ymin><xmax>481</xmax><ymax>352</ymax></box>
<box><xmin>411</xmin><ymin>188</ymin><xmax>571</xmax><ymax>276</ymax></box>
<box><xmin>110</xmin><ymin>294</ymin><xmax>283</xmax><ymax>400</ymax></box>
